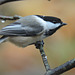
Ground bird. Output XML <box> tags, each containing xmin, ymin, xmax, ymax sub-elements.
<box><xmin>0</xmin><ymin>15</ymin><xmax>67</xmax><ymax>48</ymax></box>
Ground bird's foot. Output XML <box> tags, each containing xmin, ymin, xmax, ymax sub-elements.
<box><xmin>35</xmin><ymin>40</ymin><xmax>44</xmax><ymax>49</ymax></box>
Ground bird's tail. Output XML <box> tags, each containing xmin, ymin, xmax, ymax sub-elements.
<box><xmin>0</xmin><ymin>36</ymin><xmax>8</xmax><ymax>43</ymax></box>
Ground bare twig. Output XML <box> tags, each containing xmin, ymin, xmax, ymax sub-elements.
<box><xmin>0</xmin><ymin>0</ymin><xmax>22</xmax><ymax>5</ymax></box>
<box><xmin>45</xmin><ymin>59</ymin><xmax>75</xmax><ymax>75</ymax></box>
<box><xmin>35</xmin><ymin>41</ymin><xmax>51</xmax><ymax>71</ymax></box>
<box><xmin>39</xmin><ymin>43</ymin><xmax>51</xmax><ymax>71</ymax></box>
<box><xmin>0</xmin><ymin>15</ymin><xmax>22</xmax><ymax>20</ymax></box>
<box><xmin>36</xmin><ymin>41</ymin><xmax>75</xmax><ymax>75</ymax></box>
<box><xmin>48</xmin><ymin>0</ymin><xmax>51</xmax><ymax>1</ymax></box>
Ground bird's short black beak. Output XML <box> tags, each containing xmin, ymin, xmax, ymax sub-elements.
<box><xmin>62</xmin><ymin>23</ymin><xmax>67</xmax><ymax>25</ymax></box>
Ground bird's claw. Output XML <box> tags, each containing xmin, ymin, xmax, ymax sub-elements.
<box><xmin>35</xmin><ymin>40</ymin><xmax>44</xmax><ymax>49</ymax></box>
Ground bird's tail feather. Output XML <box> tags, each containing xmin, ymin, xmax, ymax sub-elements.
<box><xmin>0</xmin><ymin>36</ymin><xmax>8</xmax><ymax>43</ymax></box>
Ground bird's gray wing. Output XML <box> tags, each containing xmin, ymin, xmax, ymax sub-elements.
<box><xmin>0</xmin><ymin>22</ymin><xmax>44</xmax><ymax>36</ymax></box>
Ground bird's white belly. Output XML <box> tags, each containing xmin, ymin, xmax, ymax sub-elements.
<box><xmin>9</xmin><ymin>35</ymin><xmax>45</xmax><ymax>47</ymax></box>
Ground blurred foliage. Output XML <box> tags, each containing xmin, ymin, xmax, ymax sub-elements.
<box><xmin>0</xmin><ymin>0</ymin><xmax>75</xmax><ymax>75</ymax></box>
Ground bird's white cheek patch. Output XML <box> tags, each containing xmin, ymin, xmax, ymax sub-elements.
<box><xmin>46</xmin><ymin>22</ymin><xmax>61</xmax><ymax>30</ymax></box>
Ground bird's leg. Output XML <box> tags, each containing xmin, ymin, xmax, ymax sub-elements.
<box><xmin>35</xmin><ymin>40</ymin><xmax>44</xmax><ymax>49</ymax></box>
<box><xmin>35</xmin><ymin>40</ymin><xmax>51</xmax><ymax>71</ymax></box>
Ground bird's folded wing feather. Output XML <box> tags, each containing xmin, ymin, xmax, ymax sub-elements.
<box><xmin>0</xmin><ymin>22</ymin><xmax>44</xmax><ymax>36</ymax></box>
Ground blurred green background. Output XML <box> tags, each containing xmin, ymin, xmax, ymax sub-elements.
<box><xmin>0</xmin><ymin>0</ymin><xmax>75</xmax><ymax>75</ymax></box>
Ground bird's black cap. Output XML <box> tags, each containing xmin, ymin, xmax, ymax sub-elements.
<box><xmin>36</xmin><ymin>15</ymin><xmax>63</xmax><ymax>24</ymax></box>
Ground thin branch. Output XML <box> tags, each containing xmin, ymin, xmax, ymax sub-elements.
<box><xmin>0</xmin><ymin>15</ymin><xmax>22</xmax><ymax>20</ymax></box>
<box><xmin>45</xmin><ymin>59</ymin><xmax>75</xmax><ymax>75</ymax></box>
<box><xmin>35</xmin><ymin>41</ymin><xmax>51</xmax><ymax>71</ymax></box>
<box><xmin>0</xmin><ymin>0</ymin><xmax>22</xmax><ymax>5</ymax></box>
<box><xmin>48</xmin><ymin>0</ymin><xmax>51</xmax><ymax>1</ymax></box>
<box><xmin>39</xmin><ymin>43</ymin><xmax>51</xmax><ymax>71</ymax></box>
<box><xmin>36</xmin><ymin>41</ymin><xmax>75</xmax><ymax>75</ymax></box>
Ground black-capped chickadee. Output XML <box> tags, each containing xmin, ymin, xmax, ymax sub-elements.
<box><xmin>0</xmin><ymin>15</ymin><xmax>67</xmax><ymax>47</ymax></box>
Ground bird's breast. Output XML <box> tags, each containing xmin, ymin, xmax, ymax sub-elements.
<box><xmin>8</xmin><ymin>35</ymin><xmax>45</xmax><ymax>47</ymax></box>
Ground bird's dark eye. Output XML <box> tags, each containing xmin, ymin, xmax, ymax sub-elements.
<box><xmin>53</xmin><ymin>21</ymin><xmax>57</xmax><ymax>23</ymax></box>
